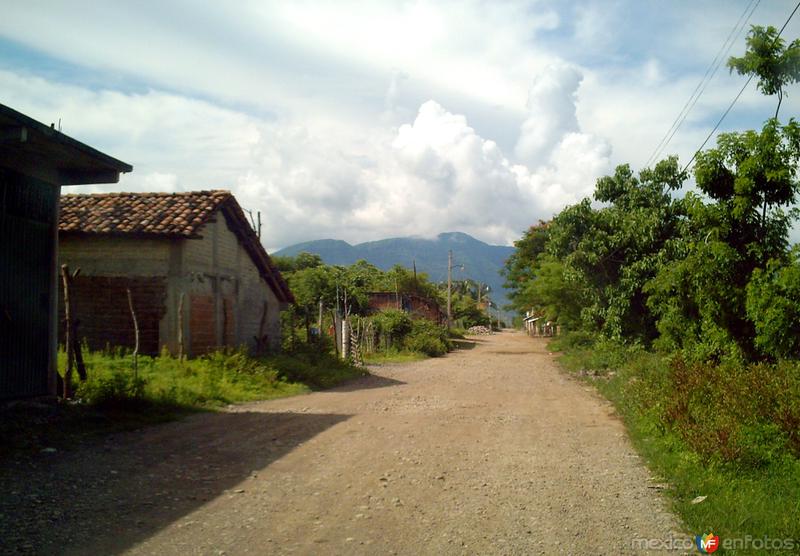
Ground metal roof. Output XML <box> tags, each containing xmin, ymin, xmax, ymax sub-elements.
<box><xmin>0</xmin><ymin>103</ymin><xmax>132</xmax><ymax>185</ymax></box>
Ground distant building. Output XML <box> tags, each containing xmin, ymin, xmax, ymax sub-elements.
<box><xmin>0</xmin><ymin>103</ymin><xmax>131</xmax><ymax>400</ymax></box>
<box><xmin>58</xmin><ymin>190</ymin><xmax>293</xmax><ymax>357</ymax></box>
<box><xmin>367</xmin><ymin>291</ymin><xmax>444</xmax><ymax>323</ymax></box>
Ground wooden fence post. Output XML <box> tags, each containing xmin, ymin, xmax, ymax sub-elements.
<box><xmin>177</xmin><ymin>292</ymin><xmax>185</xmax><ymax>360</ymax></box>
<box><xmin>60</xmin><ymin>264</ymin><xmax>73</xmax><ymax>398</ymax></box>
<box><xmin>126</xmin><ymin>288</ymin><xmax>140</xmax><ymax>380</ymax></box>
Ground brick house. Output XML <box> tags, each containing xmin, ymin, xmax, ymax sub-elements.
<box><xmin>0</xmin><ymin>103</ymin><xmax>131</xmax><ymax>400</ymax></box>
<box><xmin>58</xmin><ymin>191</ymin><xmax>293</xmax><ymax>357</ymax></box>
<box><xmin>367</xmin><ymin>291</ymin><xmax>444</xmax><ymax>323</ymax></box>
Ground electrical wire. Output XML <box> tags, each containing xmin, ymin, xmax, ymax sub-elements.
<box><xmin>645</xmin><ymin>0</ymin><xmax>760</xmax><ymax>168</ymax></box>
<box><xmin>681</xmin><ymin>0</ymin><xmax>800</xmax><ymax>173</ymax></box>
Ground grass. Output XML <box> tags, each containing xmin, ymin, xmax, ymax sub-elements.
<box><xmin>1</xmin><ymin>346</ymin><xmax>366</xmax><ymax>461</ymax></box>
<box><xmin>553</xmin><ymin>336</ymin><xmax>800</xmax><ymax>554</ymax></box>
<box><xmin>71</xmin><ymin>349</ymin><xmax>313</xmax><ymax>409</ymax></box>
<box><xmin>363</xmin><ymin>348</ymin><xmax>428</xmax><ymax>364</ymax></box>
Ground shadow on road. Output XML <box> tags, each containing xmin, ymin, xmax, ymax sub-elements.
<box><xmin>331</xmin><ymin>373</ymin><xmax>405</xmax><ymax>392</ymax></box>
<box><xmin>0</xmin><ymin>410</ymin><xmax>351</xmax><ymax>555</ymax></box>
<box><xmin>452</xmin><ymin>339</ymin><xmax>479</xmax><ymax>350</ymax></box>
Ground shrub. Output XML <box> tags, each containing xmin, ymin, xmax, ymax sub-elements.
<box><xmin>746</xmin><ymin>254</ymin><xmax>800</xmax><ymax>359</ymax></box>
<box><xmin>549</xmin><ymin>330</ymin><xmax>595</xmax><ymax>351</ymax></box>
<box><xmin>372</xmin><ymin>310</ymin><xmax>413</xmax><ymax>348</ymax></box>
<box><xmin>75</xmin><ymin>368</ymin><xmax>147</xmax><ymax>409</ymax></box>
<box><xmin>268</xmin><ymin>347</ymin><xmax>366</xmax><ymax>390</ymax></box>
<box><xmin>403</xmin><ymin>319</ymin><xmax>451</xmax><ymax>357</ymax></box>
<box><xmin>662</xmin><ymin>357</ymin><xmax>800</xmax><ymax>467</ymax></box>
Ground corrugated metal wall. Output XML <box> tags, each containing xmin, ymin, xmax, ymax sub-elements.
<box><xmin>0</xmin><ymin>169</ymin><xmax>56</xmax><ymax>400</ymax></box>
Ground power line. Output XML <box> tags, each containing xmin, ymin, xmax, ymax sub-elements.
<box><xmin>682</xmin><ymin>0</ymin><xmax>800</xmax><ymax>173</ymax></box>
<box><xmin>645</xmin><ymin>0</ymin><xmax>760</xmax><ymax>168</ymax></box>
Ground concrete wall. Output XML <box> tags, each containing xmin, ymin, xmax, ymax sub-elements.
<box><xmin>60</xmin><ymin>236</ymin><xmax>170</xmax><ymax>275</ymax></box>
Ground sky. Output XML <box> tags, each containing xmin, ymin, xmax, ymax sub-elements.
<box><xmin>2</xmin><ymin>0</ymin><xmax>799</xmax><ymax>250</ymax></box>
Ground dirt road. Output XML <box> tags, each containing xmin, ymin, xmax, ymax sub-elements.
<box><xmin>1</xmin><ymin>331</ymin><xmax>683</xmax><ymax>555</ymax></box>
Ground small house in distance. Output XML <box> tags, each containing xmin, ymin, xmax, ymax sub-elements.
<box><xmin>367</xmin><ymin>291</ymin><xmax>444</xmax><ymax>323</ymax></box>
<box><xmin>0</xmin><ymin>103</ymin><xmax>131</xmax><ymax>400</ymax></box>
<box><xmin>58</xmin><ymin>191</ymin><xmax>293</xmax><ymax>357</ymax></box>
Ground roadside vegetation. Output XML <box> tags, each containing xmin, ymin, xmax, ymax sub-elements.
<box><xmin>1</xmin><ymin>344</ymin><xmax>365</xmax><ymax>460</ymax></box>
<box><xmin>505</xmin><ymin>26</ymin><xmax>800</xmax><ymax>546</ymax></box>
<box><xmin>274</xmin><ymin>253</ymin><xmax>491</xmax><ymax>359</ymax></box>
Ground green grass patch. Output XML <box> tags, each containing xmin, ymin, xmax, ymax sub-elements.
<box><xmin>62</xmin><ymin>348</ymin><xmax>313</xmax><ymax>410</ymax></box>
<box><xmin>0</xmin><ymin>346</ymin><xmax>367</xmax><ymax>461</ymax></box>
<box><xmin>553</xmin><ymin>335</ymin><xmax>800</xmax><ymax>554</ymax></box>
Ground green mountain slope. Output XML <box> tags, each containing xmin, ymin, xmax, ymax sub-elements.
<box><xmin>273</xmin><ymin>232</ymin><xmax>515</xmax><ymax>307</ymax></box>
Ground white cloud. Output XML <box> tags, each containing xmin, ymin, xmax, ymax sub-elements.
<box><xmin>2</xmin><ymin>63</ymin><xmax>614</xmax><ymax>248</ymax></box>
<box><xmin>515</xmin><ymin>64</ymin><xmax>584</xmax><ymax>167</ymax></box>
<box><xmin>4</xmin><ymin>0</ymin><xmax>797</xmax><ymax>250</ymax></box>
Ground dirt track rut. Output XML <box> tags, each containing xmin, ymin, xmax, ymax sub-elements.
<box><xmin>1</xmin><ymin>331</ymin><xmax>683</xmax><ymax>555</ymax></box>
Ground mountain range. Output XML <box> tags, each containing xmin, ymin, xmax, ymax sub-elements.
<box><xmin>272</xmin><ymin>232</ymin><xmax>515</xmax><ymax>308</ymax></box>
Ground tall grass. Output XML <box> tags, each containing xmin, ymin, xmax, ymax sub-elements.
<box><xmin>60</xmin><ymin>346</ymin><xmax>366</xmax><ymax>410</ymax></box>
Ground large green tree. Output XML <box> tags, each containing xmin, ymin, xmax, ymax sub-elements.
<box><xmin>547</xmin><ymin>158</ymin><xmax>687</xmax><ymax>341</ymax></box>
<box><xmin>646</xmin><ymin>120</ymin><xmax>800</xmax><ymax>360</ymax></box>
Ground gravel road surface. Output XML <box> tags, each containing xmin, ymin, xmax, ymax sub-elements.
<box><xmin>0</xmin><ymin>331</ymin><xmax>684</xmax><ymax>555</ymax></box>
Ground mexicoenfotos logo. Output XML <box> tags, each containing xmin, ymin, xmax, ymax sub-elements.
<box><xmin>696</xmin><ymin>532</ymin><xmax>720</xmax><ymax>553</ymax></box>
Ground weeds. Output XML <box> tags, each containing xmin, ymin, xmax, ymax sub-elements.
<box><xmin>553</xmin><ymin>335</ymin><xmax>800</xmax><ymax>546</ymax></box>
<box><xmin>61</xmin><ymin>345</ymin><xmax>365</xmax><ymax>410</ymax></box>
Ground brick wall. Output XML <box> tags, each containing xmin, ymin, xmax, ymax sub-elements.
<box><xmin>189</xmin><ymin>294</ymin><xmax>216</xmax><ymax>355</ymax></box>
<box><xmin>58</xmin><ymin>276</ymin><xmax>167</xmax><ymax>356</ymax></box>
<box><xmin>367</xmin><ymin>292</ymin><xmax>443</xmax><ymax>323</ymax></box>
<box><xmin>181</xmin><ymin>216</ymin><xmax>284</xmax><ymax>353</ymax></box>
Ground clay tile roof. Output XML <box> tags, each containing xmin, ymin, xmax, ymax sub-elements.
<box><xmin>58</xmin><ymin>190</ymin><xmax>295</xmax><ymax>304</ymax></box>
<box><xmin>59</xmin><ymin>190</ymin><xmax>232</xmax><ymax>237</ymax></box>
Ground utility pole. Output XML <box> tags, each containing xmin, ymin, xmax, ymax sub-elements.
<box><xmin>447</xmin><ymin>250</ymin><xmax>452</xmax><ymax>328</ymax></box>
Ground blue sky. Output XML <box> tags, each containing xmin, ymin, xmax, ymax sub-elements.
<box><xmin>2</xmin><ymin>0</ymin><xmax>798</xmax><ymax>249</ymax></box>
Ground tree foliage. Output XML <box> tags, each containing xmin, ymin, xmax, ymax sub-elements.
<box><xmin>507</xmin><ymin>119</ymin><xmax>800</xmax><ymax>362</ymax></box>
<box><xmin>727</xmin><ymin>25</ymin><xmax>800</xmax><ymax>118</ymax></box>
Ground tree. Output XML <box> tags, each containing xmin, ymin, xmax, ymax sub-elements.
<box><xmin>746</xmin><ymin>249</ymin><xmax>800</xmax><ymax>359</ymax></box>
<box><xmin>271</xmin><ymin>251</ymin><xmax>323</xmax><ymax>272</ymax></box>
<box><xmin>501</xmin><ymin>221</ymin><xmax>550</xmax><ymax>313</ymax></box>
<box><xmin>548</xmin><ymin>158</ymin><xmax>687</xmax><ymax>341</ymax></box>
<box><xmin>728</xmin><ymin>25</ymin><xmax>800</xmax><ymax>119</ymax></box>
<box><xmin>647</xmin><ymin>120</ymin><xmax>800</xmax><ymax>360</ymax></box>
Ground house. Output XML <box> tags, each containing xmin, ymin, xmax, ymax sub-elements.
<box><xmin>0</xmin><ymin>103</ymin><xmax>131</xmax><ymax>400</ymax></box>
<box><xmin>58</xmin><ymin>190</ymin><xmax>293</xmax><ymax>357</ymax></box>
<box><xmin>367</xmin><ymin>291</ymin><xmax>444</xmax><ymax>323</ymax></box>
<box><xmin>523</xmin><ymin>309</ymin><xmax>557</xmax><ymax>337</ymax></box>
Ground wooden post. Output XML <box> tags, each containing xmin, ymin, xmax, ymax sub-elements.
<box><xmin>256</xmin><ymin>301</ymin><xmax>268</xmax><ymax>353</ymax></box>
<box><xmin>60</xmin><ymin>264</ymin><xmax>73</xmax><ymax>398</ymax></box>
<box><xmin>177</xmin><ymin>292</ymin><xmax>185</xmax><ymax>360</ymax></box>
<box><xmin>65</xmin><ymin>267</ymin><xmax>87</xmax><ymax>382</ymax></box>
<box><xmin>127</xmin><ymin>288</ymin><xmax>140</xmax><ymax>380</ymax></box>
<box><xmin>447</xmin><ymin>250</ymin><xmax>452</xmax><ymax>328</ymax></box>
<box><xmin>73</xmin><ymin>318</ymin><xmax>87</xmax><ymax>382</ymax></box>
<box><xmin>341</xmin><ymin>318</ymin><xmax>350</xmax><ymax>361</ymax></box>
<box><xmin>330</xmin><ymin>309</ymin><xmax>340</xmax><ymax>357</ymax></box>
